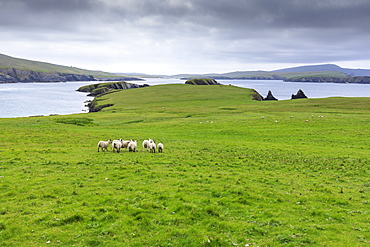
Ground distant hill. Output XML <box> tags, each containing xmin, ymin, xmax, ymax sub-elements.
<box><xmin>174</xmin><ymin>69</ymin><xmax>347</xmax><ymax>80</ymax></box>
<box><xmin>3</xmin><ymin>52</ymin><xmax>370</xmax><ymax>84</ymax></box>
<box><xmin>173</xmin><ymin>64</ymin><xmax>370</xmax><ymax>81</ymax></box>
<box><xmin>0</xmin><ymin>53</ymin><xmax>115</xmax><ymax>76</ymax></box>
<box><xmin>0</xmin><ymin>53</ymin><xmax>140</xmax><ymax>83</ymax></box>
<box><xmin>271</xmin><ymin>64</ymin><xmax>370</xmax><ymax>76</ymax></box>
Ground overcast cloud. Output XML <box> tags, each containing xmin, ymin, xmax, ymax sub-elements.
<box><xmin>1</xmin><ymin>0</ymin><xmax>370</xmax><ymax>74</ymax></box>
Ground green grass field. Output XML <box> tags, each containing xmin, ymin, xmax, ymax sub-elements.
<box><xmin>0</xmin><ymin>84</ymin><xmax>369</xmax><ymax>246</ymax></box>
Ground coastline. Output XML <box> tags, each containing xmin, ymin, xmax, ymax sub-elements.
<box><xmin>1</xmin><ymin>79</ymin><xmax>370</xmax><ymax>118</ymax></box>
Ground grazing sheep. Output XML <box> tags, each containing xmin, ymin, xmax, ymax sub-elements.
<box><xmin>157</xmin><ymin>143</ymin><xmax>164</xmax><ymax>153</ymax></box>
<box><xmin>128</xmin><ymin>140</ymin><xmax>138</xmax><ymax>152</ymax></box>
<box><xmin>149</xmin><ymin>141</ymin><xmax>156</xmax><ymax>153</ymax></box>
<box><xmin>97</xmin><ymin>140</ymin><xmax>112</xmax><ymax>152</ymax></box>
<box><xmin>112</xmin><ymin>139</ymin><xmax>123</xmax><ymax>153</ymax></box>
<box><xmin>121</xmin><ymin>139</ymin><xmax>132</xmax><ymax>149</ymax></box>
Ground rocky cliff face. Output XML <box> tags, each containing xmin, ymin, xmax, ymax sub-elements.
<box><xmin>77</xmin><ymin>81</ymin><xmax>149</xmax><ymax>96</ymax></box>
<box><xmin>185</xmin><ymin>78</ymin><xmax>221</xmax><ymax>85</ymax></box>
<box><xmin>285</xmin><ymin>76</ymin><xmax>370</xmax><ymax>84</ymax></box>
<box><xmin>0</xmin><ymin>68</ymin><xmax>95</xmax><ymax>82</ymax></box>
<box><xmin>77</xmin><ymin>81</ymin><xmax>150</xmax><ymax>112</ymax></box>
<box><xmin>0</xmin><ymin>68</ymin><xmax>143</xmax><ymax>83</ymax></box>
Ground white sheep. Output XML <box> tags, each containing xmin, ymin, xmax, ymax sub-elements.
<box><xmin>112</xmin><ymin>139</ymin><xmax>123</xmax><ymax>153</ymax></box>
<box><xmin>97</xmin><ymin>140</ymin><xmax>112</xmax><ymax>152</ymax></box>
<box><xmin>128</xmin><ymin>140</ymin><xmax>137</xmax><ymax>152</ymax></box>
<box><xmin>142</xmin><ymin>138</ymin><xmax>152</xmax><ymax>151</ymax></box>
<box><xmin>121</xmin><ymin>139</ymin><xmax>132</xmax><ymax>149</ymax></box>
<box><xmin>149</xmin><ymin>141</ymin><xmax>156</xmax><ymax>153</ymax></box>
<box><xmin>157</xmin><ymin>143</ymin><xmax>164</xmax><ymax>153</ymax></box>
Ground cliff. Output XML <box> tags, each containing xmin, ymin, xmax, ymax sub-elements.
<box><xmin>0</xmin><ymin>68</ymin><xmax>95</xmax><ymax>82</ymax></box>
<box><xmin>185</xmin><ymin>78</ymin><xmax>221</xmax><ymax>85</ymax></box>
<box><xmin>77</xmin><ymin>81</ymin><xmax>150</xmax><ymax>112</ymax></box>
<box><xmin>0</xmin><ymin>68</ymin><xmax>142</xmax><ymax>83</ymax></box>
<box><xmin>285</xmin><ymin>76</ymin><xmax>370</xmax><ymax>84</ymax></box>
<box><xmin>77</xmin><ymin>81</ymin><xmax>149</xmax><ymax>96</ymax></box>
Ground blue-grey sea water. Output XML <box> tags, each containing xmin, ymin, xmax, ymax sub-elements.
<box><xmin>1</xmin><ymin>79</ymin><xmax>370</xmax><ymax>118</ymax></box>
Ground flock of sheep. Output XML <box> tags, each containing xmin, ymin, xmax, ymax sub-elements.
<box><xmin>97</xmin><ymin>138</ymin><xmax>164</xmax><ymax>153</ymax></box>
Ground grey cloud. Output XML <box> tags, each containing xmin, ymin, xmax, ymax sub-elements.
<box><xmin>1</xmin><ymin>0</ymin><xmax>370</xmax><ymax>73</ymax></box>
<box><xmin>3</xmin><ymin>0</ymin><xmax>370</xmax><ymax>35</ymax></box>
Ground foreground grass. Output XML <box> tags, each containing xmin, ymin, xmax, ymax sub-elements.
<box><xmin>0</xmin><ymin>84</ymin><xmax>369</xmax><ymax>246</ymax></box>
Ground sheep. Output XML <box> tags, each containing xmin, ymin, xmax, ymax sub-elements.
<box><xmin>157</xmin><ymin>143</ymin><xmax>164</xmax><ymax>153</ymax></box>
<box><xmin>149</xmin><ymin>141</ymin><xmax>156</xmax><ymax>153</ymax></box>
<box><xmin>121</xmin><ymin>139</ymin><xmax>132</xmax><ymax>149</ymax></box>
<box><xmin>128</xmin><ymin>140</ymin><xmax>137</xmax><ymax>152</ymax></box>
<box><xmin>142</xmin><ymin>139</ymin><xmax>152</xmax><ymax>151</ymax></box>
<box><xmin>97</xmin><ymin>140</ymin><xmax>112</xmax><ymax>152</ymax></box>
<box><xmin>112</xmin><ymin>139</ymin><xmax>123</xmax><ymax>153</ymax></box>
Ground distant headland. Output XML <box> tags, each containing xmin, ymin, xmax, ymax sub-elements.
<box><xmin>0</xmin><ymin>53</ymin><xmax>141</xmax><ymax>83</ymax></box>
<box><xmin>2</xmin><ymin>53</ymin><xmax>370</xmax><ymax>84</ymax></box>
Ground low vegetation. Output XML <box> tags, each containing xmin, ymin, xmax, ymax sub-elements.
<box><xmin>0</xmin><ymin>84</ymin><xmax>369</xmax><ymax>246</ymax></box>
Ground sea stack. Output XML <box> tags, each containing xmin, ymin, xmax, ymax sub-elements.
<box><xmin>264</xmin><ymin>90</ymin><xmax>278</xmax><ymax>101</ymax></box>
<box><xmin>291</xmin><ymin>89</ymin><xmax>308</xmax><ymax>99</ymax></box>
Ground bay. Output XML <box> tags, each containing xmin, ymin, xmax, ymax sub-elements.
<box><xmin>1</xmin><ymin>79</ymin><xmax>370</xmax><ymax>118</ymax></box>
<box><xmin>0</xmin><ymin>81</ymin><xmax>93</xmax><ymax>118</ymax></box>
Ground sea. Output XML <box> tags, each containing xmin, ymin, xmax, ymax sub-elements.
<box><xmin>1</xmin><ymin>78</ymin><xmax>370</xmax><ymax>118</ymax></box>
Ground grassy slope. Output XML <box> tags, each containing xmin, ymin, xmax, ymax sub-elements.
<box><xmin>0</xmin><ymin>53</ymin><xmax>116</xmax><ymax>76</ymax></box>
<box><xmin>0</xmin><ymin>84</ymin><xmax>369</xmax><ymax>246</ymax></box>
<box><xmin>221</xmin><ymin>71</ymin><xmax>347</xmax><ymax>79</ymax></box>
<box><xmin>177</xmin><ymin>71</ymin><xmax>347</xmax><ymax>79</ymax></box>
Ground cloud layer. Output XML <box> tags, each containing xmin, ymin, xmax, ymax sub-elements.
<box><xmin>1</xmin><ymin>0</ymin><xmax>370</xmax><ymax>74</ymax></box>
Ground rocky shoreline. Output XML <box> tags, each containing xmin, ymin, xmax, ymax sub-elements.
<box><xmin>0</xmin><ymin>68</ymin><xmax>141</xmax><ymax>83</ymax></box>
<box><xmin>77</xmin><ymin>81</ymin><xmax>150</xmax><ymax>112</ymax></box>
<box><xmin>284</xmin><ymin>76</ymin><xmax>370</xmax><ymax>84</ymax></box>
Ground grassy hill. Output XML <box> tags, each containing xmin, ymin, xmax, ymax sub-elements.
<box><xmin>174</xmin><ymin>64</ymin><xmax>370</xmax><ymax>80</ymax></box>
<box><xmin>175</xmin><ymin>70</ymin><xmax>347</xmax><ymax>80</ymax></box>
<box><xmin>0</xmin><ymin>84</ymin><xmax>369</xmax><ymax>246</ymax></box>
<box><xmin>0</xmin><ymin>53</ymin><xmax>117</xmax><ymax>77</ymax></box>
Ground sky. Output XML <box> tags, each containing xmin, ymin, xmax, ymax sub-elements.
<box><xmin>1</xmin><ymin>0</ymin><xmax>370</xmax><ymax>75</ymax></box>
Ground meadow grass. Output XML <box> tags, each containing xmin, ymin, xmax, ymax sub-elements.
<box><xmin>0</xmin><ymin>84</ymin><xmax>369</xmax><ymax>246</ymax></box>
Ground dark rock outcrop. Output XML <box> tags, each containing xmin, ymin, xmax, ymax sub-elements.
<box><xmin>0</xmin><ymin>68</ymin><xmax>142</xmax><ymax>83</ymax></box>
<box><xmin>263</xmin><ymin>90</ymin><xmax>278</xmax><ymax>101</ymax></box>
<box><xmin>291</xmin><ymin>89</ymin><xmax>308</xmax><ymax>99</ymax></box>
<box><xmin>185</xmin><ymin>78</ymin><xmax>221</xmax><ymax>85</ymax></box>
<box><xmin>285</xmin><ymin>76</ymin><xmax>370</xmax><ymax>84</ymax></box>
<box><xmin>86</xmin><ymin>102</ymin><xmax>114</xmax><ymax>112</ymax></box>
<box><xmin>250</xmin><ymin>89</ymin><xmax>264</xmax><ymax>101</ymax></box>
<box><xmin>78</xmin><ymin>81</ymin><xmax>150</xmax><ymax>112</ymax></box>
<box><xmin>0</xmin><ymin>68</ymin><xmax>94</xmax><ymax>82</ymax></box>
<box><xmin>77</xmin><ymin>81</ymin><xmax>149</xmax><ymax>96</ymax></box>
